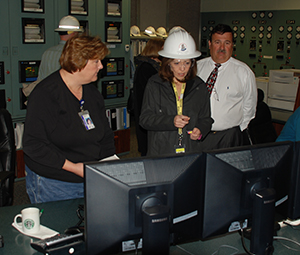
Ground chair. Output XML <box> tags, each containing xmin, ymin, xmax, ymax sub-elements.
<box><xmin>0</xmin><ymin>108</ymin><xmax>16</xmax><ymax>206</ymax></box>
<box><xmin>248</xmin><ymin>89</ymin><xmax>278</xmax><ymax>144</ymax></box>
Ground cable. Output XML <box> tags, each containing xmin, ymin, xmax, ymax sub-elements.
<box><xmin>211</xmin><ymin>244</ymin><xmax>240</xmax><ymax>255</ymax></box>
<box><xmin>76</xmin><ymin>204</ymin><xmax>84</xmax><ymax>227</ymax></box>
<box><xmin>273</xmin><ymin>236</ymin><xmax>300</xmax><ymax>252</ymax></box>
<box><xmin>239</xmin><ymin>228</ymin><xmax>255</xmax><ymax>255</ymax></box>
<box><xmin>175</xmin><ymin>245</ymin><xmax>196</xmax><ymax>255</ymax></box>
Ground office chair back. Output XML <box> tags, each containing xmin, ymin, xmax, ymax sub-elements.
<box><xmin>0</xmin><ymin>108</ymin><xmax>16</xmax><ymax>206</ymax></box>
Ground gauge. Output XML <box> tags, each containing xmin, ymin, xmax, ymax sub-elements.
<box><xmin>240</xmin><ymin>26</ymin><xmax>245</xmax><ymax>32</ymax></box>
<box><xmin>297</xmin><ymin>26</ymin><xmax>300</xmax><ymax>32</ymax></box>
<box><xmin>268</xmin><ymin>12</ymin><xmax>273</xmax><ymax>19</ymax></box>
<box><xmin>209</xmin><ymin>26</ymin><xmax>214</xmax><ymax>31</ymax></box>
<box><xmin>259</xmin><ymin>33</ymin><xmax>264</xmax><ymax>39</ymax></box>
<box><xmin>279</xmin><ymin>26</ymin><xmax>284</xmax><ymax>32</ymax></box>
<box><xmin>287</xmin><ymin>33</ymin><xmax>292</xmax><ymax>40</ymax></box>
<box><xmin>267</xmin><ymin>33</ymin><xmax>272</xmax><ymax>39</ymax></box>
<box><xmin>202</xmin><ymin>26</ymin><xmax>207</xmax><ymax>32</ymax></box>
<box><xmin>296</xmin><ymin>33</ymin><xmax>300</xmax><ymax>40</ymax></box>
<box><xmin>259</xmin><ymin>26</ymin><xmax>264</xmax><ymax>32</ymax></box>
<box><xmin>251</xmin><ymin>26</ymin><xmax>256</xmax><ymax>32</ymax></box>
<box><xmin>233</xmin><ymin>26</ymin><xmax>238</xmax><ymax>32</ymax></box>
<box><xmin>233</xmin><ymin>32</ymin><xmax>238</xmax><ymax>39</ymax></box>
<box><xmin>267</xmin><ymin>26</ymin><xmax>272</xmax><ymax>32</ymax></box>
<box><xmin>287</xmin><ymin>26</ymin><xmax>293</xmax><ymax>32</ymax></box>
<box><xmin>251</xmin><ymin>12</ymin><xmax>257</xmax><ymax>19</ymax></box>
<box><xmin>240</xmin><ymin>33</ymin><xmax>245</xmax><ymax>39</ymax></box>
<box><xmin>259</xmin><ymin>12</ymin><xmax>265</xmax><ymax>18</ymax></box>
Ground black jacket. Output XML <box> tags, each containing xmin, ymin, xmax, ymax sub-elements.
<box><xmin>133</xmin><ymin>56</ymin><xmax>161</xmax><ymax>156</ymax></box>
<box><xmin>140</xmin><ymin>73</ymin><xmax>213</xmax><ymax>156</ymax></box>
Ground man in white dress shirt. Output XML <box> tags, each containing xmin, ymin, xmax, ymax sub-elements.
<box><xmin>197</xmin><ymin>24</ymin><xmax>257</xmax><ymax>150</ymax></box>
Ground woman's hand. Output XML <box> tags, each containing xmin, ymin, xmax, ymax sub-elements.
<box><xmin>189</xmin><ymin>127</ymin><xmax>202</xmax><ymax>141</ymax></box>
<box><xmin>62</xmin><ymin>160</ymin><xmax>84</xmax><ymax>178</ymax></box>
<box><xmin>174</xmin><ymin>115</ymin><xmax>190</xmax><ymax>128</ymax></box>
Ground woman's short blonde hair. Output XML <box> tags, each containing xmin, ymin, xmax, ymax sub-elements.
<box><xmin>141</xmin><ymin>38</ymin><xmax>165</xmax><ymax>58</ymax></box>
<box><xmin>60</xmin><ymin>35</ymin><xmax>109</xmax><ymax>73</ymax></box>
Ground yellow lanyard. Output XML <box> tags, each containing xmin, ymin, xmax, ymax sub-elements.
<box><xmin>172</xmin><ymin>82</ymin><xmax>186</xmax><ymax>135</ymax></box>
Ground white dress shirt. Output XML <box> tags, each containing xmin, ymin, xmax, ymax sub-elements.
<box><xmin>197</xmin><ymin>57</ymin><xmax>257</xmax><ymax>131</ymax></box>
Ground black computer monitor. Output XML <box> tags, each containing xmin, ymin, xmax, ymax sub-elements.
<box><xmin>201</xmin><ymin>141</ymin><xmax>294</xmax><ymax>255</ymax></box>
<box><xmin>276</xmin><ymin>141</ymin><xmax>300</xmax><ymax>221</ymax></box>
<box><xmin>84</xmin><ymin>153</ymin><xmax>205</xmax><ymax>255</ymax></box>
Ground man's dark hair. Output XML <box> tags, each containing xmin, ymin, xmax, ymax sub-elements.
<box><xmin>209</xmin><ymin>24</ymin><xmax>233</xmax><ymax>41</ymax></box>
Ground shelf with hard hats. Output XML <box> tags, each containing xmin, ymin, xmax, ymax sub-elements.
<box><xmin>130</xmin><ymin>25</ymin><xmax>168</xmax><ymax>39</ymax></box>
<box><xmin>21</xmin><ymin>0</ymin><xmax>44</xmax><ymax>13</ymax></box>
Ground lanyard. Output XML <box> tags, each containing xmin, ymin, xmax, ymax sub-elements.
<box><xmin>79</xmin><ymin>99</ymin><xmax>85</xmax><ymax>111</ymax></box>
<box><xmin>172</xmin><ymin>82</ymin><xmax>186</xmax><ymax>136</ymax></box>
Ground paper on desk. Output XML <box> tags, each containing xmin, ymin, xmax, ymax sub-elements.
<box><xmin>99</xmin><ymin>154</ymin><xmax>120</xmax><ymax>161</ymax></box>
<box><xmin>12</xmin><ymin>222</ymin><xmax>58</xmax><ymax>239</ymax></box>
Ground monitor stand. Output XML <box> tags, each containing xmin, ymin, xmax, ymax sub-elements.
<box><xmin>239</xmin><ymin>187</ymin><xmax>276</xmax><ymax>255</ymax></box>
<box><xmin>142</xmin><ymin>204</ymin><xmax>170</xmax><ymax>255</ymax></box>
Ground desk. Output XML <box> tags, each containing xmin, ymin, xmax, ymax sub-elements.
<box><xmin>0</xmin><ymin>199</ymin><xmax>300</xmax><ymax>255</ymax></box>
<box><xmin>0</xmin><ymin>199</ymin><xmax>83</xmax><ymax>255</ymax></box>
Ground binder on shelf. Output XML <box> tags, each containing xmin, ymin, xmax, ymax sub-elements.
<box><xmin>116</xmin><ymin>107</ymin><xmax>123</xmax><ymax>130</ymax></box>
<box><xmin>123</xmin><ymin>107</ymin><xmax>130</xmax><ymax>129</ymax></box>
<box><xmin>105</xmin><ymin>109</ymin><xmax>112</xmax><ymax>128</ymax></box>
<box><xmin>111</xmin><ymin>108</ymin><xmax>117</xmax><ymax>131</ymax></box>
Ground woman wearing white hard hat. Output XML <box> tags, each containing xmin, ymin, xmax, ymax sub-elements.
<box><xmin>139</xmin><ymin>30</ymin><xmax>213</xmax><ymax>156</ymax></box>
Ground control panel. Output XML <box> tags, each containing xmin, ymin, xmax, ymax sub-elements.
<box><xmin>201</xmin><ymin>10</ymin><xmax>300</xmax><ymax>76</ymax></box>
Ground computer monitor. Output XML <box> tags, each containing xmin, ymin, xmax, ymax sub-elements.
<box><xmin>84</xmin><ymin>153</ymin><xmax>205</xmax><ymax>255</ymax></box>
<box><xmin>201</xmin><ymin>141</ymin><xmax>294</xmax><ymax>255</ymax></box>
<box><xmin>276</xmin><ymin>141</ymin><xmax>300</xmax><ymax>221</ymax></box>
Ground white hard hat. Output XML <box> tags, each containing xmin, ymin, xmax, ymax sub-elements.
<box><xmin>55</xmin><ymin>15</ymin><xmax>84</xmax><ymax>32</ymax></box>
<box><xmin>168</xmin><ymin>26</ymin><xmax>186</xmax><ymax>35</ymax></box>
<box><xmin>130</xmin><ymin>25</ymin><xmax>141</xmax><ymax>36</ymax></box>
<box><xmin>158</xmin><ymin>30</ymin><xmax>201</xmax><ymax>59</ymax></box>
<box><xmin>144</xmin><ymin>26</ymin><xmax>156</xmax><ymax>37</ymax></box>
<box><xmin>156</xmin><ymin>27</ymin><xmax>167</xmax><ymax>38</ymax></box>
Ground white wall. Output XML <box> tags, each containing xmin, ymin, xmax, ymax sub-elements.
<box><xmin>201</xmin><ymin>0</ymin><xmax>300</xmax><ymax>12</ymax></box>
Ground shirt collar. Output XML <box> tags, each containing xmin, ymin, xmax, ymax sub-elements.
<box><xmin>209</xmin><ymin>57</ymin><xmax>231</xmax><ymax>69</ymax></box>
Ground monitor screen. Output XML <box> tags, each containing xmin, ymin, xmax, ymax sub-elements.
<box><xmin>84</xmin><ymin>153</ymin><xmax>205</xmax><ymax>255</ymax></box>
<box><xmin>276</xmin><ymin>141</ymin><xmax>300</xmax><ymax>220</ymax></box>
<box><xmin>19</xmin><ymin>60</ymin><xmax>40</xmax><ymax>82</ymax></box>
<box><xmin>202</xmin><ymin>141</ymin><xmax>293</xmax><ymax>254</ymax></box>
<box><xmin>107</xmin><ymin>61</ymin><xmax>117</xmax><ymax>75</ymax></box>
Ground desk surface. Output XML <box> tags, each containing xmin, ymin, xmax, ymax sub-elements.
<box><xmin>0</xmin><ymin>199</ymin><xmax>300</xmax><ymax>255</ymax></box>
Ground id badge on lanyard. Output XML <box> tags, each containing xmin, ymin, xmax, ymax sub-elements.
<box><xmin>172</xmin><ymin>82</ymin><xmax>186</xmax><ymax>154</ymax></box>
<box><xmin>78</xmin><ymin>99</ymin><xmax>95</xmax><ymax>131</ymax></box>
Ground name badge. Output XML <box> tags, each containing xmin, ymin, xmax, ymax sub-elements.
<box><xmin>78</xmin><ymin>110</ymin><xmax>95</xmax><ymax>131</ymax></box>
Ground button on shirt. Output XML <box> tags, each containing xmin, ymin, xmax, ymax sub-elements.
<box><xmin>197</xmin><ymin>57</ymin><xmax>257</xmax><ymax>131</ymax></box>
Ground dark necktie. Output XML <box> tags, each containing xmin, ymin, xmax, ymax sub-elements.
<box><xmin>206</xmin><ymin>63</ymin><xmax>221</xmax><ymax>94</ymax></box>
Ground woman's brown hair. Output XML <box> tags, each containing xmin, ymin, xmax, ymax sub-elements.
<box><xmin>60</xmin><ymin>34</ymin><xmax>109</xmax><ymax>73</ymax></box>
<box><xmin>141</xmin><ymin>38</ymin><xmax>165</xmax><ymax>58</ymax></box>
<box><xmin>159</xmin><ymin>58</ymin><xmax>197</xmax><ymax>82</ymax></box>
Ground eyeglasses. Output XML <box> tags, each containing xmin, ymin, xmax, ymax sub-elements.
<box><xmin>212</xmin><ymin>88</ymin><xmax>219</xmax><ymax>101</ymax></box>
<box><xmin>170</xmin><ymin>59</ymin><xmax>194</xmax><ymax>68</ymax></box>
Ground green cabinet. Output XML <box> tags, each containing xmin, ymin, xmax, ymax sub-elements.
<box><xmin>1</xmin><ymin>0</ymin><xmax>131</xmax><ymax>122</ymax></box>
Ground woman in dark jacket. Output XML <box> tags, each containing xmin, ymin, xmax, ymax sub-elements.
<box><xmin>139</xmin><ymin>30</ymin><xmax>213</xmax><ymax>156</ymax></box>
<box><xmin>133</xmin><ymin>38</ymin><xmax>164</xmax><ymax>156</ymax></box>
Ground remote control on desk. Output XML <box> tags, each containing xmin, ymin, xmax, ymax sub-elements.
<box><xmin>31</xmin><ymin>232</ymin><xmax>84</xmax><ymax>254</ymax></box>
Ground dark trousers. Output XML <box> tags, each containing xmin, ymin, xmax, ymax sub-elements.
<box><xmin>201</xmin><ymin>126</ymin><xmax>248</xmax><ymax>151</ymax></box>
